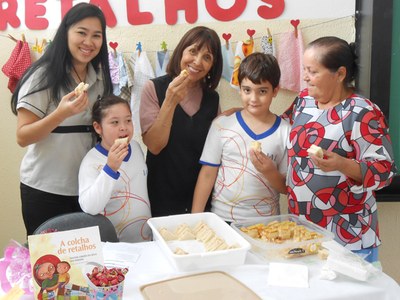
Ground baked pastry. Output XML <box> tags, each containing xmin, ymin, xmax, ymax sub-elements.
<box><xmin>251</xmin><ymin>141</ymin><xmax>262</xmax><ymax>152</ymax></box>
<box><xmin>180</xmin><ymin>69</ymin><xmax>189</xmax><ymax>77</ymax></box>
<box><xmin>307</xmin><ymin>144</ymin><xmax>323</xmax><ymax>158</ymax></box>
<box><xmin>318</xmin><ymin>248</ymin><xmax>330</xmax><ymax>260</ymax></box>
<box><xmin>159</xmin><ymin>228</ymin><xmax>177</xmax><ymax>241</ymax></box>
<box><xmin>114</xmin><ymin>137</ymin><xmax>129</xmax><ymax>145</ymax></box>
<box><xmin>174</xmin><ymin>247</ymin><xmax>188</xmax><ymax>255</ymax></box>
<box><xmin>158</xmin><ymin>221</ymin><xmax>235</xmax><ymax>252</ymax></box>
<box><xmin>74</xmin><ymin>82</ymin><xmax>89</xmax><ymax>96</ymax></box>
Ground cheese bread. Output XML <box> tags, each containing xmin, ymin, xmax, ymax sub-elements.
<box><xmin>74</xmin><ymin>82</ymin><xmax>89</xmax><ymax>96</ymax></box>
<box><xmin>307</xmin><ymin>144</ymin><xmax>323</xmax><ymax>158</ymax></box>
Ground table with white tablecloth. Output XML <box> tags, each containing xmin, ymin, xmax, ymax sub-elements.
<box><xmin>103</xmin><ymin>241</ymin><xmax>400</xmax><ymax>300</ymax></box>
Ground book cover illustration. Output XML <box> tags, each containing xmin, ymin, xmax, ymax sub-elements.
<box><xmin>28</xmin><ymin>226</ymin><xmax>104</xmax><ymax>300</ymax></box>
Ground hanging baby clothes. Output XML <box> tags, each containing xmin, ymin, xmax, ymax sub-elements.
<box><xmin>129</xmin><ymin>51</ymin><xmax>155</xmax><ymax>139</ymax></box>
<box><xmin>108</xmin><ymin>51</ymin><xmax>120</xmax><ymax>94</ymax></box>
<box><xmin>108</xmin><ymin>51</ymin><xmax>128</xmax><ymax>96</ymax></box>
<box><xmin>276</xmin><ymin>29</ymin><xmax>306</xmax><ymax>93</ymax></box>
<box><xmin>230</xmin><ymin>39</ymin><xmax>254</xmax><ymax>90</ymax></box>
<box><xmin>2</xmin><ymin>40</ymin><xmax>32</xmax><ymax>93</ymax></box>
<box><xmin>119</xmin><ymin>55</ymin><xmax>134</xmax><ymax>101</ymax></box>
<box><xmin>261</xmin><ymin>32</ymin><xmax>275</xmax><ymax>56</ymax></box>
<box><xmin>155</xmin><ymin>50</ymin><xmax>170</xmax><ymax>77</ymax></box>
<box><xmin>221</xmin><ymin>42</ymin><xmax>234</xmax><ymax>83</ymax></box>
<box><xmin>117</xmin><ymin>52</ymin><xmax>129</xmax><ymax>95</ymax></box>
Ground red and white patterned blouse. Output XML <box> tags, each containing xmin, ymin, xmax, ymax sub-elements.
<box><xmin>282</xmin><ymin>89</ymin><xmax>397</xmax><ymax>250</ymax></box>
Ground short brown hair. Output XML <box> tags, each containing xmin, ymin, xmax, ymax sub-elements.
<box><xmin>238</xmin><ymin>52</ymin><xmax>281</xmax><ymax>88</ymax></box>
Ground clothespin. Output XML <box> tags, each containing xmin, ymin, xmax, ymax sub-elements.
<box><xmin>7</xmin><ymin>34</ymin><xmax>18</xmax><ymax>43</ymax></box>
<box><xmin>32</xmin><ymin>38</ymin><xmax>40</xmax><ymax>52</ymax></box>
<box><xmin>222</xmin><ymin>33</ymin><xmax>231</xmax><ymax>50</ymax></box>
<box><xmin>136</xmin><ymin>42</ymin><xmax>142</xmax><ymax>57</ymax></box>
<box><xmin>32</xmin><ymin>37</ymin><xmax>44</xmax><ymax>53</ymax></box>
<box><xmin>246</xmin><ymin>29</ymin><xmax>256</xmax><ymax>43</ymax></box>
<box><xmin>36</xmin><ymin>38</ymin><xmax>47</xmax><ymax>54</ymax></box>
<box><xmin>267</xmin><ymin>28</ymin><xmax>273</xmax><ymax>44</ymax></box>
<box><xmin>161</xmin><ymin>41</ymin><xmax>168</xmax><ymax>52</ymax></box>
<box><xmin>41</xmin><ymin>38</ymin><xmax>47</xmax><ymax>49</ymax></box>
<box><xmin>290</xmin><ymin>19</ymin><xmax>300</xmax><ymax>38</ymax></box>
<box><xmin>109</xmin><ymin>41</ymin><xmax>118</xmax><ymax>58</ymax></box>
<box><xmin>21</xmin><ymin>33</ymin><xmax>26</xmax><ymax>43</ymax></box>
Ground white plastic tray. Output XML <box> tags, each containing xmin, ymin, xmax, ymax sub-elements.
<box><xmin>147</xmin><ymin>212</ymin><xmax>251</xmax><ymax>271</ymax></box>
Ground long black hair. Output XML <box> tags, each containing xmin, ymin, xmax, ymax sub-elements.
<box><xmin>11</xmin><ymin>2</ymin><xmax>112</xmax><ymax>115</ymax></box>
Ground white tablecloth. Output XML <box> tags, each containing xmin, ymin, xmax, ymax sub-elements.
<box><xmin>103</xmin><ymin>241</ymin><xmax>400</xmax><ymax>300</ymax></box>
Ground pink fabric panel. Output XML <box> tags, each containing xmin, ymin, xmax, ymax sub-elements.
<box><xmin>277</xmin><ymin>30</ymin><xmax>306</xmax><ymax>93</ymax></box>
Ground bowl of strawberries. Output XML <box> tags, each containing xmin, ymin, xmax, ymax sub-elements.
<box><xmin>84</xmin><ymin>261</ymin><xmax>129</xmax><ymax>299</ymax></box>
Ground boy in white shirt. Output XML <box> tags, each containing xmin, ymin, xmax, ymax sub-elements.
<box><xmin>192</xmin><ymin>53</ymin><xmax>289</xmax><ymax>223</ymax></box>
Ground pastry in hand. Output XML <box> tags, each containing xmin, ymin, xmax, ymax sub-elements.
<box><xmin>180</xmin><ymin>69</ymin><xmax>189</xmax><ymax>77</ymax></box>
<box><xmin>307</xmin><ymin>144</ymin><xmax>323</xmax><ymax>158</ymax></box>
<box><xmin>74</xmin><ymin>82</ymin><xmax>89</xmax><ymax>96</ymax></box>
<box><xmin>251</xmin><ymin>141</ymin><xmax>262</xmax><ymax>153</ymax></box>
<box><xmin>114</xmin><ymin>137</ymin><xmax>129</xmax><ymax>145</ymax></box>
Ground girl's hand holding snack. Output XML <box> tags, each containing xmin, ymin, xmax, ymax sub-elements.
<box><xmin>107</xmin><ymin>139</ymin><xmax>129</xmax><ymax>172</ymax></box>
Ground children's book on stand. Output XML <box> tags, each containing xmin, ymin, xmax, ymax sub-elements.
<box><xmin>28</xmin><ymin>226</ymin><xmax>104</xmax><ymax>300</ymax></box>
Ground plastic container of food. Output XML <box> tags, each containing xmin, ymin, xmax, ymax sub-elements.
<box><xmin>231</xmin><ymin>214</ymin><xmax>334</xmax><ymax>261</ymax></box>
<box><xmin>147</xmin><ymin>212</ymin><xmax>251</xmax><ymax>271</ymax></box>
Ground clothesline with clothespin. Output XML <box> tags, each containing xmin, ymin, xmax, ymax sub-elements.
<box><xmin>1</xmin><ymin>33</ymin><xmax>26</xmax><ymax>43</ymax></box>
<box><xmin>118</xmin><ymin>14</ymin><xmax>354</xmax><ymax>55</ymax></box>
<box><xmin>1</xmin><ymin>33</ymin><xmax>49</xmax><ymax>50</ymax></box>
<box><xmin>0</xmin><ymin>15</ymin><xmax>354</xmax><ymax>55</ymax></box>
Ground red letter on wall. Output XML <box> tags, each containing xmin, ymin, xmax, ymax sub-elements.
<box><xmin>127</xmin><ymin>0</ymin><xmax>153</xmax><ymax>25</ymax></box>
<box><xmin>25</xmin><ymin>0</ymin><xmax>48</xmax><ymax>30</ymax></box>
<box><xmin>60</xmin><ymin>0</ymin><xmax>73</xmax><ymax>19</ymax></box>
<box><xmin>0</xmin><ymin>0</ymin><xmax>20</xmax><ymax>30</ymax></box>
<box><xmin>205</xmin><ymin>0</ymin><xmax>246</xmax><ymax>22</ymax></box>
<box><xmin>165</xmin><ymin>0</ymin><xmax>197</xmax><ymax>25</ymax></box>
<box><xmin>257</xmin><ymin>0</ymin><xmax>285</xmax><ymax>19</ymax></box>
<box><xmin>89</xmin><ymin>0</ymin><xmax>117</xmax><ymax>27</ymax></box>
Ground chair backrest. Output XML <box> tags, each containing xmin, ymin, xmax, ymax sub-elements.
<box><xmin>33</xmin><ymin>212</ymin><xmax>119</xmax><ymax>242</ymax></box>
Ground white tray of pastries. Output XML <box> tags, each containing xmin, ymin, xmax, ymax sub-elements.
<box><xmin>147</xmin><ymin>212</ymin><xmax>251</xmax><ymax>271</ymax></box>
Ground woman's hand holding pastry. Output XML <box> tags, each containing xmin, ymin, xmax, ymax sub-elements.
<box><xmin>165</xmin><ymin>70</ymin><xmax>190</xmax><ymax>105</ymax></box>
<box><xmin>74</xmin><ymin>82</ymin><xmax>89</xmax><ymax>96</ymax></box>
<box><xmin>56</xmin><ymin>91</ymin><xmax>89</xmax><ymax>119</ymax></box>
<box><xmin>107</xmin><ymin>141</ymin><xmax>129</xmax><ymax>172</ymax></box>
<box><xmin>310</xmin><ymin>150</ymin><xmax>346</xmax><ymax>173</ymax></box>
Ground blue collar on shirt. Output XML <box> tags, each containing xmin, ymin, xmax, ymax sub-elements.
<box><xmin>236</xmin><ymin>111</ymin><xmax>281</xmax><ymax>140</ymax></box>
<box><xmin>95</xmin><ymin>143</ymin><xmax>132</xmax><ymax>162</ymax></box>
